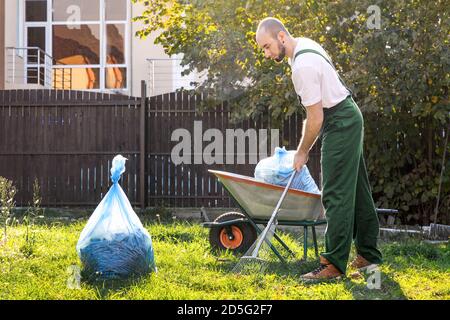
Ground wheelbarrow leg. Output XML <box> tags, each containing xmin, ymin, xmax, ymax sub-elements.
<box><xmin>273</xmin><ymin>232</ymin><xmax>296</xmax><ymax>258</ymax></box>
<box><xmin>303</xmin><ymin>226</ymin><xmax>308</xmax><ymax>261</ymax></box>
<box><xmin>246</xmin><ymin>218</ymin><xmax>287</xmax><ymax>264</ymax></box>
<box><xmin>269</xmin><ymin>242</ymin><xmax>287</xmax><ymax>264</ymax></box>
<box><xmin>260</xmin><ymin>231</ymin><xmax>287</xmax><ymax>264</ymax></box>
<box><xmin>312</xmin><ymin>226</ymin><xmax>319</xmax><ymax>258</ymax></box>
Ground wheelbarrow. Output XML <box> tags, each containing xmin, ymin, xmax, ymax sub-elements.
<box><xmin>203</xmin><ymin>170</ymin><xmax>398</xmax><ymax>264</ymax></box>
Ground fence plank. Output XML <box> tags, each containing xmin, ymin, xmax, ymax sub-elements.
<box><xmin>168</xmin><ymin>92</ymin><xmax>176</xmax><ymax>207</ymax></box>
<box><xmin>189</xmin><ymin>92</ymin><xmax>198</xmax><ymax>208</ymax></box>
<box><xmin>156</xmin><ymin>94</ymin><xmax>164</xmax><ymax>207</ymax></box>
<box><xmin>147</xmin><ymin>96</ymin><xmax>156</xmax><ymax>207</ymax></box>
<box><xmin>161</xmin><ymin>93</ymin><xmax>170</xmax><ymax>205</ymax></box>
<box><xmin>14</xmin><ymin>90</ymin><xmax>23</xmax><ymax>204</ymax></box>
<box><xmin>51</xmin><ymin>89</ymin><xmax>61</xmax><ymax>206</ymax></box>
<box><xmin>60</xmin><ymin>90</ymin><xmax>70</xmax><ymax>204</ymax></box>
<box><xmin>103</xmin><ymin>93</ymin><xmax>111</xmax><ymax>200</ymax></box>
<box><xmin>88</xmin><ymin>91</ymin><xmax>96</xmax><ymax>204</ymax></box>
<box><xmin>75</xmin><ymin>91</ymin><xmax>84</xmax><ymax>203</ymax></box>
<box><xmin>174</xmin><ymin>91</ymin><xmax>183</xmax><ymax>207</ymax></box>
<box><xmin>180</xmin><ymin>91</ymin><xmax>189</xmax><ymax>207</ymax></box>
<box><xmin>93</xmin><ymin>92</ymin><xmax>101</xmax><ymax>204</ymax></box>
<box><xmin>29</xmin><ymin>91</ymin><xmax>38</xmax><ymax>204</ymax></box>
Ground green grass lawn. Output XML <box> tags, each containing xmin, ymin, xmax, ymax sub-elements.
<box><xmin>0</xmin><ymin>219</ymin><xmax>449</xmax><ymax>300</ymax></box>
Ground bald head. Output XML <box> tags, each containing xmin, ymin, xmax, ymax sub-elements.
<box><xmin>256</xmin><ymin>17</ymin><xmax>293</xmax><ymax>62</ymax></box>
<box><xmin>256</xmin><ymin>17</ymin><xmax>290</xmax><ymax>40</ymax></box>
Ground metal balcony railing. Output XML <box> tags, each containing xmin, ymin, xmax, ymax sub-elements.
<box><xmin>146</xmin><ymin>58</ymin><xmax>206</xmax><ymax>97</ymax></box>
<box><xmin>6</xmin><ymin>47</ymin><xmax>53</xmax><ymax>89</ymax></box>
<box><xmin>53</xmin><ymin>63</ymin><xmax>73</xmax><ymax>90</ymax></box>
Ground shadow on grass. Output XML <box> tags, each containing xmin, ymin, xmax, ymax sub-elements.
<box><xmin>267</xmin><ymin>254</ymin><xmax>409</xmax><ymax>300</ymax></box>
<box><xmin>211</xmin><ymin>250</ymin><xmax>409</xmax><ymax>300</ymax></box>
<box><xmin>82</xmin><ymin>274</ymin><xmax>150</xmax><ymax>299</ymax></box>
<box><xmin>280</xmin><ymin>260</ymin><xmax>407</xmax><ymax>300</ymax></box>
<box><xmin>211</xmin><ymin>251</ymin><xmax>322</xmax><ymax>277</ymax></box>
<box><xmin>342</xmin><ymin>270</ymin><xmax>407</xmax><ymax>300</ymax></box>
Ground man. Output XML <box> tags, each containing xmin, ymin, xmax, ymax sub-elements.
<box><xmin>255</xmin><ymin>17</ymin><xmax>382</xmax><ymax>282</ymax></box>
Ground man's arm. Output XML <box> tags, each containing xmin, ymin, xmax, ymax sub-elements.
<box><xmin>293</xmin><ymin>101</ymin><xmax>323</xmax><ymax>171</ymax></box>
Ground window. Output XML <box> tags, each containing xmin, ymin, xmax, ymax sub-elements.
<box><xmin>53</xmin><ymin>0</ymin><xmax>100</xmax><ymax>22</ymax></box>
<box><xmin>63</xmin><ymin>67</ymin><xmax>100</xmax><ymax>89</ymax></box>
<box><xmin>105</xmin><ymin>67</ymin><xmax>126</xmax><ymax>89</ymax></box>
<box><xmin>27</xmin><ymin>27</ymin><xmax>46</xmax><ymax>63</ymax></box>
<box><xmin>53</xmin><ymin>25</ymin><xmax>100</xmax><ymax>65</ymax></box>
<box><xmin>104</xmin><ymin>0</ymin><xmax>127</xmax><ymax>90</ymax></box>
<box><xmin>25</xmin><ymin>0</ymin><xmax>47</xmax><ymax>22</ymax></box>
<box><xmin>24</xmin><ymin>1</ymin><xmax>49</xmax><ymax>85</ymax></box>
<box><xmin>52</xmin><ymin>0</ymin><xmax>128</xmax><ymax>91</ymax></box>
<box><xmin>23</xmin><ymin>0</ymin><xmax>131</xmax><ymax>91</ymax></box>
<box><xmin>105</xmin><ymin>0</ymin><xmax>127</xmax><ymax>21</ymax></box>
<box><xmin>106</xmin><ymin>24</ymin><xmax>125</xmax><ymax>64</ymax></box>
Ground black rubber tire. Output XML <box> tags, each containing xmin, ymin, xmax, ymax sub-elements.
<box><xmin>209</xmin><ymin>212</ymin><xmax>257</xmax><ymax>255</ymax></box>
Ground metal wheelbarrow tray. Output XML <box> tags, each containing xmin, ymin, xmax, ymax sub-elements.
<box><xmin>203</xmin><ymin>170</ymin><xmax>398</xmax><ymax>263</ymax></box>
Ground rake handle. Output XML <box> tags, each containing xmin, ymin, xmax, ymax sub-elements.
<box><xmin>252</xmin><ymin>170</ymin><xmax>298</xmax><ymax>256</ymax></box>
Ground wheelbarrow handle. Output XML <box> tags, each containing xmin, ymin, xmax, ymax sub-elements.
<box><xmin>201</xmin><ymin>218</ymin><xmax>248</xmax><ymax>228</ymax></box>
<box><xmin>376</xmin><ymin>208</ymin><xmax>399</xmax><ymax>215</ymax></box>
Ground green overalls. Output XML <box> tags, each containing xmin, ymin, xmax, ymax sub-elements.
<box><xmin>294</xmin><ymin>49</ymin><xmax>382</xmax><ymax>274</ymax></box>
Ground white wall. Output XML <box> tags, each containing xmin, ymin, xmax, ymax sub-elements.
<box><xmin>3</xmin><ymin>0</ymin><xmax>22</xmax><ymax>89</ymax></box>
<box><xmin>130</xmin><ymin>2</ymin><xmax>172</xmax><ymax>97</ymax></box>
<box><xmin>4</xmin><ymin>0</ymin><xmax>20</xmax><ymax>49</ymax></box>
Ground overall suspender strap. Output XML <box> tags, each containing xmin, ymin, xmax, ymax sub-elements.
<box><xmin>293</xmin><ymin>49</ymin><xmax>353</xmax><ymax>96</ymax></box>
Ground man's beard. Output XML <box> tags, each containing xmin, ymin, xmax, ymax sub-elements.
<box><xmin>274</xmin><ymin>41</ymin><xmax>286</xmax><ymax>63</ymax></box>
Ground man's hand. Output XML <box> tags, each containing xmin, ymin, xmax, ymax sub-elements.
<box><xmin>293</xmin><ymin>150</ymin><xmax>309</xmax><ymax>172</ymax></box>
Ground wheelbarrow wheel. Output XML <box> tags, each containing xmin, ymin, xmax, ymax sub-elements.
<box><xmin>209</xmin><ymin>212</ymin><xmax>257</xmax><ymax>255</ymax></box>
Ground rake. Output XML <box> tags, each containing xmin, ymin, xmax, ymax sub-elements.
<box><xmin>232</xmin><ymin>170</ymin><xmax>298</xmax><ymax>274</ymax></box>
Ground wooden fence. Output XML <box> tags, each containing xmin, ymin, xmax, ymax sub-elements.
<box><xmin>0</xmin><ymin>82</ymin><xmax>320</xmax><ymax>208</ymax></box>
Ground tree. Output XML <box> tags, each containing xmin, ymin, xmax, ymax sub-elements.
<box><xmin>133</xmin><ymin>0</ymin><xmax>449</xmax><ymax>224</ymax></box>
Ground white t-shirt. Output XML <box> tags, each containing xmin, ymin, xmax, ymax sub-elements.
<box><xmin>288</xmin><ymin>37</ymin><xmax>350</xmax><ymax>109</ymax></box>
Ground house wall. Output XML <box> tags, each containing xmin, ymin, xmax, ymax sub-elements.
<box><xmin>4</xmin><ymin>0</ymin><xmax>19</xmax><ymax>50</ymax></box>
<box><xmin>2</xmin><ymin>1</ymin><xmax>179</xmax><ymax>96</ymax></box>
<box><xmin>130</xmin><ymin>2</ymin><xmax>173</xmax><ymax>97</ymax></box>
<box><xmin>3</xmin><ymin>0</ymin><xmax>23</xmax><ymax>89</ymax></box>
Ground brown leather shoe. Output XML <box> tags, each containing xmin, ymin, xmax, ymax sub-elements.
<box><xmin>350</xmin><ymin>254</ymin><xmax>378</xmax><ymax>272</ymax></box>
<box><xmin>300</xmin><ymin>256</ymin><xmax>344</xmax><ymax>283</ymax></box>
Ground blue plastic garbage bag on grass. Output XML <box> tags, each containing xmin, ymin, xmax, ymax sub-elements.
<box><xmin>76</xmin><ymin>155</ymin><xmax>156</xmax><ymax>280</ymax></box>
<box><xmin>255</xmin><ymin>147</ymin><xmax>321</xmax><ymax>194</ymax></box>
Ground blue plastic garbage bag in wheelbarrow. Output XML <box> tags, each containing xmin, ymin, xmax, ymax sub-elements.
<box><xmin>254</xmin><ymin>147</ymin><xmax>321</xmax><ymax>194</ymax></box>
<box><xmin>76</xmin><ymin>155</ymin><xmax>156</xmax><ymax>280</ymax></box>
